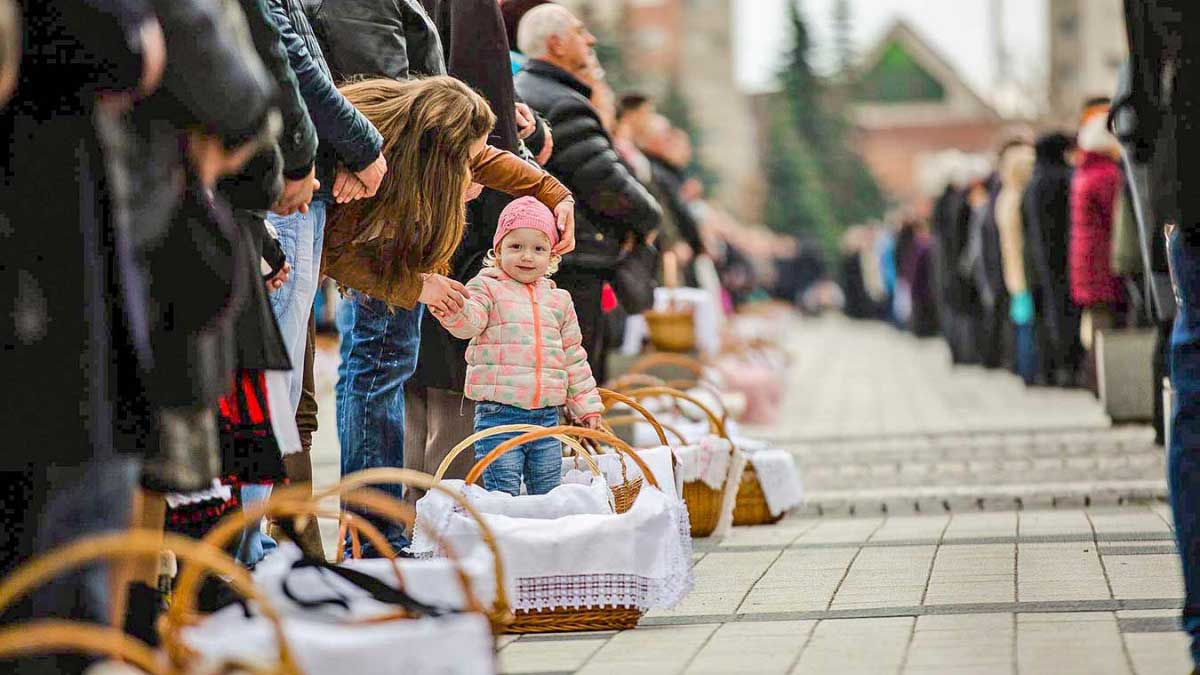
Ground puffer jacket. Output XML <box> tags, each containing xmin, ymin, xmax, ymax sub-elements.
<box><xmin>439</xmin><ymin>267</ymin><xmax>604</xmax><ymax>421</ymax></box>
<box><xmin>515</xmin><ymin>59</ymin><xmax>661</xmax><ymax>270</ymax></box>
<box><xmin>1069</xmin><ymin>117</ymin><xmax>1125</xmax><ymax>307</ymax></box>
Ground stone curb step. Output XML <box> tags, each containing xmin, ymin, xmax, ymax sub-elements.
<box><xmin>799</xmin><ymin>480</ymin><xmax>1167</xmax><ymax>516</ymax></box>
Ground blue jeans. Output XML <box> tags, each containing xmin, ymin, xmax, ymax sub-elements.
<box><xmin>336</xmin><ymin>292</ymin><xmax>423</xmax><ymax>555</ymax></box>
<box><xmin>242</xmin><ymin>201</ymin><xmax>326</xmax><ymax>564</ymax></box>
<box><xmin>473</xmin><ymin>402</ymin><xmax>561</xmax><ymax>496</ymax></box>
<box><xmin>268</xmin><ymin>201</ymin><xmax>327</xmax><ymax>414</ymax></box>
<box><xmin>1169</xmin><ymin>228</ymin><xmax>1200</xmax><ymax>667</ymax></box>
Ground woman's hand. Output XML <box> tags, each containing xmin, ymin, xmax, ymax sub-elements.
<box><xmin>553</xmin><ymin>198</ymin><xmax>576</xmax><ymax>255</ymax></box>
<box><xmin>419</xmin><ymin>273</ymin><xmax>469</xmax><ymax>316</ymax></box>
<box><xmin>579</xmin><ymin>415</ymin><xmax>602</xmax><ymax>430</ymax></box>
<box><xmin>464</xmin><ymin>181</ymin><xmax>484</xmax><ymax>203</ymax></box>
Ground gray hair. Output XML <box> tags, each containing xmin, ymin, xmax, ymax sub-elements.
<box><xmin>517</xmin><ymin>4</ymin><xmax>575</xmax><ymax>59</ymax></box>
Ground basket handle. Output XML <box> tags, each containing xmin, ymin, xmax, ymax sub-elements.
<box><xmin>434</xmin><ymin>423</ymin><xmax>597</xmax><ymax>481</ymax></box>
<box><xmin>466</xmin><ymin>426</ymin><xmax>660</xmax><ymax>491</ymax></box>
<box><xmin>317</xmin><ymin>468</ymin><xmax>512</xmax><ymax>626</ymax></box>
<box><xmin>598</xmin><ymin>388</ymin><xmax>670</xmax><ymax>446</ymax></box>
<box><xmin>0</xmin><ymin>529</ymin><xmax>294</xmax><ymax>674</ymax></box>
<box><xmin>626</xmin><ymin>352</ymin><xmax>707</xmax><ymax>378</ymax></box>
<box><xmin>603</xmin><ymin>415</ymin><xmax>690</xmax><ymax>446</ymax></box>
<box><xmin>607</xmin><ymin>372</ymin><xmax>667</xmax><ymax>392</ymax></box>
<box><xmin>0</xmin><ymin>620</ymin><xmax>167</xmax><ymax>675</ymax></box>
<box><xmin>188</xmin><ymin>486</ymin><xmax>487</xmax><ymax>619</ymax></box>
<box><xmin>625</xmin><ymin>386</ymin><xmax>727</xmax><ymax>440</ymax></box>
<box><xmin>667</xmin><ymin>379</ymin><xmax>730</xmax><ymax>427</ymax></box>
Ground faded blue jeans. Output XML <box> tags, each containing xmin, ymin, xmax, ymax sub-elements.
<box><xmin>234</xmin><ymin>201</ymin><xmax>328</xmax><ymax>566</ymax></box>
<box><xmin>473</xmin><ymin>402</ymin><xmax>562</xmax><ymax>496</ymax></box>
<box><xmin>336</xmin><ymin>292</ymin><xmax>423</xmax><ymax>556</ymax></box>
<box><xmin>1168</xmin><ymin>228</ymin><xmax>1200</xmax><ymax>667</ymax></box>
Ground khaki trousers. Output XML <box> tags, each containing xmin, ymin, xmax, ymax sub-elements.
<box><xmin>404</xmin><ymin>385</ymin><xmax>476</xmax><ymax>505</ymax></box>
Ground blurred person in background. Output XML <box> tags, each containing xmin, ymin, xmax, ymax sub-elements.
<box><xmin>1022</xmin><ymin>131</ymin><xmax>1082</xmax><ymax>387</ymax></box>
<box><xmin>1069</xmin><ymin>100</ymin><xmax>1126</xmax><ymax>393</ymax></box>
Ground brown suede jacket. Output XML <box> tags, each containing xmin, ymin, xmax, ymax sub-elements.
<box><xmin>322</xmin><ymin>145</ymin><xmax>572</xmax><ymax>309</ymax></box>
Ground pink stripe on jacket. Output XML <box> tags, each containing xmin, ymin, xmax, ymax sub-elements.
<box><xmin>439</xmin><ymin>267</ymin><xmax>604</xmax><ymax>421</ymax></box>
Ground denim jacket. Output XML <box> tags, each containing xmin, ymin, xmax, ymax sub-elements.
<box><xmin>267</xmin><ymin>0</ymin><xmax>383</xmax><ymax>202</ymax></box>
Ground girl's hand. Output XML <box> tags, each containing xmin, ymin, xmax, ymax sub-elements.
<box><xmin>266</xmin><ymin>262</ymin><xmax>291</xmax><ymax>293</ymax></box>
<box><xmin>553</xmin><ymin>198</ymin><xmax>576</xmax><ymax>255</ymax></box>
<box><xmin>580</xmin><ymin>415</ymin><xmax>602</xmax><ymax>430</ymax></box>
<box><xmin>419</xmin><ymin>273</ymin><xmax>469</xmax><ymax>316</ymax></box>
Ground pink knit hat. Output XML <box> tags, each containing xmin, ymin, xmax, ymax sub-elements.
<box><xmin>493</xmin><ymin>196</ymin><xmax>560</xmax><ymax>249</ymax></box>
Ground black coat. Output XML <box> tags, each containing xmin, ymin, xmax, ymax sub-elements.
<box><xmin>1022</xmin><ymin>136</ymin><xmax>1074</xmax><ymax>316</ymax></box>
<box><xmin>515</xmin><ymin>60</ymin><xmax>661</xmax><ymax>270</ymax></box>
<box><xmin>411</xmin><ymin>0</ymin><xmax>522</xmax><ymax>392</ymax></box>
<box><xmin>310</xmin><ymin>0</ymin><xmax>446</xmax><ymax>81</ymax></box>
<box><xmin>646</xmin><ymin>154</ymin><xmax>704</xmax><ymax>255</ymax></box>
<box><xmin>1</xmin><ymin>0</ymin><xmax>160</xmax><ymax>470</ymax></box>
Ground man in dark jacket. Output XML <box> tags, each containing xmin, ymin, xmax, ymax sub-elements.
<box><xmin>1021</xmin><ymin>132</ymin><xmax>1080</xmax><ymax>387</ymax></box>
<box><xmin>311</xmin><ymin>0</ymin><xmax>444</xmax><ymax>81</ymax></box>
<box><xmin>514</xmin><ymin>3</ymin><xmax>661</xmax><ymax>377</ymax></box>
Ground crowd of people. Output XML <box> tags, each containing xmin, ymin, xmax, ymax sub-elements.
<box><xmin>838</xmin><ymin>103</ymin><xmax>1170</xmax><ymax>440</ymax></box>
<box><xmin>0</xmin><ymin>1</ymin><xmax>807</xmax><ymax>670</ymax></box>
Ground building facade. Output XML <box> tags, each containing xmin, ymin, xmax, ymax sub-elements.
<box><xmin>1047</xmin><ymin>0</ymin><xmax>1126</xmax><ymax>123</ymax></box>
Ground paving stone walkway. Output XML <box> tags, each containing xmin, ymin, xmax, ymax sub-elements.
<box><xmin>307</xmin><ymin>316</ymin><xmax>1189</xmax><ymax>673</ymax></box>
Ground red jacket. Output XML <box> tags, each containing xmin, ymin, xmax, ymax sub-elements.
<box><xmin>1069</xmin><ymin>152</ymin><xmax>1124</xmax><ymax>307</ymax></box>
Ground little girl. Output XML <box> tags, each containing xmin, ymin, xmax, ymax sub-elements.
<box><xmin>432</xmin><ymin>197</ymin><xmax>604</xmax><ymax>496</ymax></box>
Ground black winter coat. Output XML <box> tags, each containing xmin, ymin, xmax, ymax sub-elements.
<box><xmin>1021</xmin><ymin>136</ymin><xmax>1074</xmax><ymax>313</ymax></box>
<box><xmin>310</xmin><ymin>0</ymin><xmax>445</xmax><ymax>81</ymax></box>
<box><xmin>411</xmin><ymin>0</ymin><xmax>522</xmax><ymax>392</ymax></box>
<box><xmin>270</xmin><ymin>0</ymin><xmax>383</xmax><ymax>203</ymax></box>
<box><xmin>646</xmin><ymin>154</ymin><xmax>704</xmax><ymax>255</ymax></box>
<box><xmin>515</xmin><ymin>60</ymin><xmax>661</xmax><ymax>270</ymax></box>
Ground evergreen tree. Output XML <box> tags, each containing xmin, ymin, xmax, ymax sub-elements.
<box><xmin>832</xmin><ymin>0</ymin><xmax>855</xmax><ymax>77</ymax></box>
<box><xmin>762</xmin><ymin>95</ymin><xmax>839</xmax><ymax>253</ymax></box>
<box><xmin>764</xmin><ymin>0</ymin><xmax>887</xmax><ymax>254</ymax></box>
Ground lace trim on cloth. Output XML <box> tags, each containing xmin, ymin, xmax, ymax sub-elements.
<box><xmin>411</xmin><ymin>496</ymin><xmax>694</xmax><ymax>612</ymax></box>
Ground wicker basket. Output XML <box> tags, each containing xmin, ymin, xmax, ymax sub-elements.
<box><xmin>608</xmin><ymin>452</ymin><xmax>644</xmax><ymax>514</ymax></box>
<box><xmin>732</xmin><ymin>463</ymin><xmax>784</xmax><ymax>526</ymax></box>
<box><xmin>0</xmin><ymin>528</ymin><xmax>295</xmax><ymax>675</ymax></box>
<box><xmin>508</xmin><ymin>605</ymin><xmax>643</xmax><ymax>633</ymax></box>
<box><xmin>316</xmin><ymin>467</ymin><xmax>516</xmax><ymax>633</ymax></box>
<box><xmin>465</xmin><ymin>426</ymin><xmax>663</xmax><ymax>634</ymax></box>
<box><xmin>645</xmin><ymin>308</ymin><xmax>696</xmax><ymax>353</ymax></box>
<box><xmin>624</xmin><ymin>386</ymin><xmax>733</xmax><ymax>539</ymax></box>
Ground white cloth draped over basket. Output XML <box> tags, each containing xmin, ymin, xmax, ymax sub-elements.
<box><xmin>412</xmin><ymin>466</ymin><xmax>693</xmax><ymax>613</ymax></box>
<box><xmin>182</xmin><ymin>543</ymin><xmax>495</xmax><ymax>674</ymax></box>
<box><xmin>734</xmin><ymin>436</ymin><xmax>804</xmax><ymax>517</ymax></box>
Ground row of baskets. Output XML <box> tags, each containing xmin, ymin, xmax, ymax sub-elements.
<box><xmin>0</xmin><ymin>358</ymin><xmax>800</xmax><ymax>673</ymax></box>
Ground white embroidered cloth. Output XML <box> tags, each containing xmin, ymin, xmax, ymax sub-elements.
<box><xmin>183</xmin><ymin>603</ymin><xmax>493</xmax><ymax>675</ymax></box>
<box><xmin>163</xmin><ymin>480</ymin><xmax>232</xmax><ymax>509</ymax></box>
<box><xmin>566</xmin><ymin>445</ymin><xmax>679</xmax><ymax>500</ymax></box>
<box><xmin>744</xmin><ymin>449</ymin><xmax>803</xmax><ymax>517</ymax></box>
<box><xmin>672</xmin><ymin>436</ymin><xmax>733</xmax><ymax>490</ymax></box>
<box><xmin>411</xmin><ymin>483</ymin><xmax>693</xmax><ymax>612</ymax></box>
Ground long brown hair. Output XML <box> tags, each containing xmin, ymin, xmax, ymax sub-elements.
<box><xmin>329</xmin><ymin>77</ymin><xmax>496</xmax><ymax>278</ymax></box>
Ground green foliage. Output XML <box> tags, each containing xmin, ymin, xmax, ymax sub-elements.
<box><xmin>855</xmin><ymin>42</ymin><xmax>946</xmax><ymax>102</ymax></box>
<box><xmin>764</xmin><ymin>0</ymin><xmax>889</xmax><ymax>257</ymax></box>
<box><xmin>762</xmin><ymin>97</ymin><xmax>839</xmax><ymax>254</ymax></box>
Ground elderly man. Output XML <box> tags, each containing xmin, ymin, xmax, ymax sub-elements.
<box><xmin>515</xmin><ymin>3</ymin><xmax>661</xmax><ymax>379</ymax></box>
